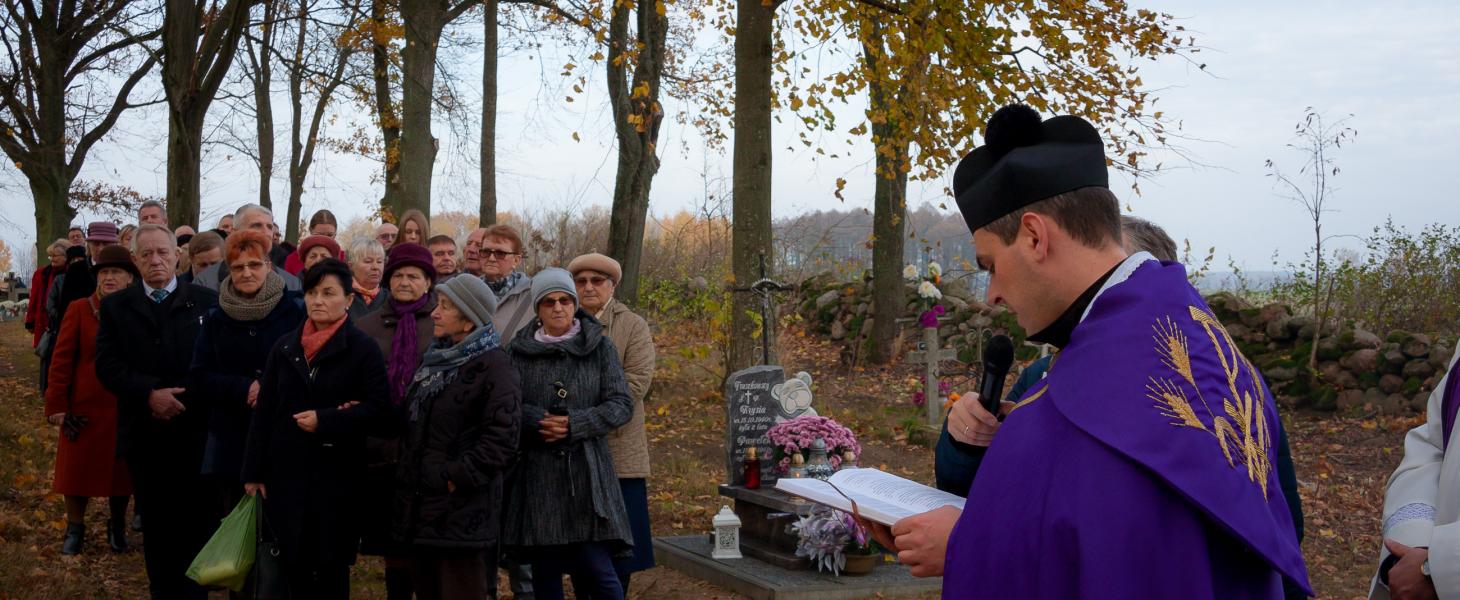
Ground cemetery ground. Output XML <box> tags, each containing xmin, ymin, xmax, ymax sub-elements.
<box><xmin>0</xmin><ymin>317</ymin><xmax>1418</xmax><ymax>599</ymax></box>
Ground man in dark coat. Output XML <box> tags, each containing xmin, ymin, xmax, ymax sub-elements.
<box><xmin>95</xmin><ymin>224</ymin><xmax>219</xmax><ymax>600</ymax></box>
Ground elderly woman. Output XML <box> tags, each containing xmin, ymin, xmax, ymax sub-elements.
<box><xmin>567</xmin><ymin>253</ymin><xmax>657</xmax><ymax>593</ymax></box>
<box><xmin>505</xmin><ymin>268</ymin><xmax>634</xmax><ymax>600</ymax></box>
<box><xmin>41</xmin><ymin>245</ymin><xmax>89</xmax><ymax>393</ymax></box>
<box><xmin>189</xmin><ymin>230</ymin><xmax>305</xmax><ymax>510</ymax></box>
<box><xmin>397</xmin><ymin>209</ymin><xmax>429</xmax><ymax>247</ymax></box>
<box><xmin>284</xmin><ymin>210</ymin><xmax>344</xmax><ymax>274</ymax></box>
<box><xmin>26</xmin><ymin>238</ymin><xmax>69</xmax><ymax>351</ymax></box>
<box><xmin>393</xmin><ymin>276</ymin><xmax>520</xmax><ymax>600</ymax></box>
<box><xmin>289</xmin><ymin>234</ymin><xmax>344</xmax><ymax>276</ymax></box>
<box><xmin>45</xmin><ymin>245</ymin><xmax>137</xmax><ymax>555</ymax></box>
<box><xmin>242</xmin><ymin>259</ymin><xmax>390</xmax><ymax>599</ymax></box>
<box><xmin>348</xmin><ymin>238</ymin><xmax>388</xmax><ymax>318</ymax></box>
<box><xmin>356</xmin><ymin>242</ymin><xmax>437</xmax><ymax>598</ymax></box>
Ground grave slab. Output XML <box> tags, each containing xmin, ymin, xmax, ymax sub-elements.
<box><xmin>654</xmin><ymin>534</ymin><xmax>942</xmax><ymax>600</ymax></box>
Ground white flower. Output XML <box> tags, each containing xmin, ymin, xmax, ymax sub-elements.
<box><xmin>902</xmin><ymin>264</ymin><xmax>919</xmax><ymax>280</ymax></box>
<box><xmin>927</xmin><ymin>262</ymin><xmax>942</xmax><ymax>277</ymax></box>
<box><xmin>917</xmin><ymin>280</ymin><xmax>942</xmax><ymax>299</ymax></box>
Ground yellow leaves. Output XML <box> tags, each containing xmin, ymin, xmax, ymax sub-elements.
<box><xmin>632</xmin><ymin>81</ymin><xmax>652</xmax><ymax>99</ymax></box>
<box><xmin>571</xmin><ymin>131</ymin><xmax>581</xmax><ymax>142</ymax></box>
<box><xmin>589</xmin><ymin>50</ymin><xmax>605</xmax><ymax>61</ymax></box>
<box><xmin>834</xmin><ymin>177</ymin><xmax>847</xmax><ymax>201</ymax></box>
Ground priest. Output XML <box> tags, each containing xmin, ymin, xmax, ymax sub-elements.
<box><xmin>871</xmin><ymin>105</ymin><xmax>1312</xmax><ymax>599</ymax></box>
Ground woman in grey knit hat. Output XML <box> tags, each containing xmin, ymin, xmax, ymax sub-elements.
<box><xmin>503</xmin><ymin>267</ymin><xmax>634</xmax><ymax>600</ymax></box>
<box><xmin>393</xmin><ymin>275</ymin><xmax>521</xmax><ymax>600</ymax></box>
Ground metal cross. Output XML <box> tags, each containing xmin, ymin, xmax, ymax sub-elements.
<box><xmin>731</xmin><ymin>254</ymin><xmax>794</xmax><ymax>366</ymax></box>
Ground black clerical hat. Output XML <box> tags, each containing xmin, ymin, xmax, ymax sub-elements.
<box><xmin>952</xmin><ymin>104</ymin><xmax>1109</xmax><ymax>233</ymax></box>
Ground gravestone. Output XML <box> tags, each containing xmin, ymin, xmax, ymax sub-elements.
<box><xmin>725</xmin><ymin>365</ymin><xmax>786</xmax><ymax>486</ymax></box>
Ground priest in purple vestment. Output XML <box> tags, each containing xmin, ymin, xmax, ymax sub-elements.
<box><xmin>870</xmin><ymin>105</ymin><xmax>1312</xmax><ymax>599</ymax></box>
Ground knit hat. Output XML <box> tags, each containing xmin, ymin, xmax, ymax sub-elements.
<box><xmin>567</xmin><ymin>253</ymin><xmax>622</xmax><ymax>284</ymax></box>
<box><xmin>436</xmin><ymin>275</ymin><xmax>498</xmax><ymax>328</ymax></box>
<box><xmin>531</xmin><ymin>267</ymin><xmax>578</xmax><ymax>306</ymax></box>
<box><xmin>86</xmin><ymin>221</ymin><xmax>120</xmax><ymax>243</ymax></box>
<box><xmin>383</xmin><ymin>242</ymin><xmax>437</xmax><ymax>285</ymax></box>
<box><xmin>65</xmin><ymin>245</ymin><xmax>87</xmax><ymax>260</ymax></box>
<box><xmin>90</xmin><ymin>244</ymin><xmax>140</xmax><ymax>278</ymax></box>
<box><xmin>298</xmin><ymin>235</ymin><xmax>342</xmax><ymax>262</ymax></box>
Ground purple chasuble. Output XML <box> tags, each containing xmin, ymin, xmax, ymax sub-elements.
<box><xmin>1440</xmin><ymin>356</ymin><xmax>1460</xmax><ymax>449</ymax></box>
<box><xmin>942</xmin><ymin>258</ymin><xmax>1311</xmax><ymax>599</ymax></box>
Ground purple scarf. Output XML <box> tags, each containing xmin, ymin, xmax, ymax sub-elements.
<box><xmin>387</xmin><ymin>294</ymin><xmax>432</xmax><ymax>405</ymax></box>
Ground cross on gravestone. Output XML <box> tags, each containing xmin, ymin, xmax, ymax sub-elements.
<box><xmin>730</xmin><ymin>254</ymin><xmax>795</xmax><ymax>367</ymax></box>
<box><xmin>905</xmin><ymin>321</ymin><xmax>960</xmax><ymax>427</ymax></box>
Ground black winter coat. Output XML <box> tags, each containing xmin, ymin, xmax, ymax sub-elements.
<box><xmin>241</xmin><ymin>320</ymin><xmax>390</xmax><ymax>568</ymax></box>
<box><xmin>503</xmin><ymin>313</ymin><xmax>634</xmax><ymax>550</ymax></box>
<box><xmin>187</xmin><ymin>291</ymin><xmax>306</xmax><ymax>481</ymax></box>
<box><xmin>95</xmin><ymin>281</ymin><xmax>219</xmax><ymax>463</ymax></box>
<box><xmin>393</xmin><ymin>347</ymin><xmax>521</xmax><ymax>549</ymax></box>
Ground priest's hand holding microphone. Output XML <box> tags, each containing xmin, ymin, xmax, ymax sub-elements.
<box><xmin>865</xmin><ymin>336</ymin><xmax>1016</xmax><ymax>577</ymax></box>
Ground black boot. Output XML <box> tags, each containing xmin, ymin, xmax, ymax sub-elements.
<box><xmin>61</xmin><ymin>523</ymin><xmax>84</xmax><ymax>555</ymax></box>
<box><xmin>106</xmin><ymin>515</ymin><xmax>129</xmax><ymax>552</ymax></box>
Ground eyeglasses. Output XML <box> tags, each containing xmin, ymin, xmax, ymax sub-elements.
<box><xmin>482</xmin><ymin>250</ymin><xmax>520</xmax><ymax>260</ymax></box>
<box><xmin>538</xmin><ymin>296</ymin><xmax>575</xmax><ymax>308</ymax></box>
<box><xmin>230</xmin><ymin>261</ymin><xmax>268</xmax><ymax>274</ymax></box>
<box><xmin>574</xmin><ymin>275</ymin><xmax>609</xmax><ymax>286</ymax></box>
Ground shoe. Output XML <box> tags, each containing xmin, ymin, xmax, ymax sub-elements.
<box><xmin>107</xmin><ymin>516</ymin><xmax>129</xmax><ymax>552</ymax></box>
<box><xmin>61</xmin><ymin>523</ymin><xmax>84</xmax><ymax>555</ymax></box>
<box><xmin>130</xmin><ymin>513</ymin><xmax>143</xmax><ymax>532</ymax></box>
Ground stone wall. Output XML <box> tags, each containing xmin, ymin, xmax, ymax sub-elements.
<box><xmin>791</xmin><ymin>275</ymin><xmax>1454</xmax><ymax>414</ymax></box>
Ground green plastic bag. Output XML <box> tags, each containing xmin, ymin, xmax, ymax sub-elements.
<box><xmin>186</xmin><ymin>494</ymin><xmax>259</xmax><ymax>592</ymax></box>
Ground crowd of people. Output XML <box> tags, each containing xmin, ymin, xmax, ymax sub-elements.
<box><xmin>28</xmin><ymin>203</ymin><xmax>657</xmax><ymax>600</ymax></box>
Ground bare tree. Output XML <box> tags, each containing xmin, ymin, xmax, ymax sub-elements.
<box><xmin>479</xmin><ymin>0</ymin><xmax>498</xmax><ymax>225</ymax></box>
<box><xmin>161</xmin><ymin>0</ymin><xmax>256</xmax><ymax>228</ymax></box>
<box><xmin>1266</xmin><ymin>108</ymin><xmax>1357</xmax><ymax>371</ymax></box>
<box><xmin>0</xmin><ymin>0</ymin><xmax>161</xmax><ymax>253</ymax></box>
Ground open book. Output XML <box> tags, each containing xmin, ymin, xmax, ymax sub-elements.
<box><xmin>774</xmin><ymin>468</ymin><xmax>966</xmax><ymax>526</ymax></box>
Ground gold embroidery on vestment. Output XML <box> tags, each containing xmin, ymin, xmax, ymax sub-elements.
<box><xmin>1147</xmin><ymin>306</ymin><xmax>1273</xmax><ymax>498</ymax></box>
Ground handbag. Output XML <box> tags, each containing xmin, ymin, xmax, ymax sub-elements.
<box><xmin>245</xmin><ymin>498</ymin><xmax>289</xmax><ymax>600</ymax></box>
<box><xmin>33</xmin><ymin>330</ymin><xmax>52</xmax><ymax>357</ymax></box>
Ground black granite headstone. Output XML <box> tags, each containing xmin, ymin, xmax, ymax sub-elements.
<box><xmin>724</xmin><ymin>365</ymin><xmax>786</xmax><ymax>486</ymax></box>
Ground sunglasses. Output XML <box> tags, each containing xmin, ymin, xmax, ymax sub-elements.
<box><xmin>574</xmin><ymin>275</ymin><xmax>609</xmax><ymax>286</ymax></box>
<box><xmin>538</xmin><ymin>296</ymin><xmax>575</xmax><ymax>308</ymax></box>
<box><xmin>482</xmin><ymin>249</ymin><xmax>520</xmax><ymax>260</ymax></box>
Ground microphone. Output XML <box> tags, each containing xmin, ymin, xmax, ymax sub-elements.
<box><xmin>979</xmin><ymin>335</ymin><xmax>1015</xmax><ymax>419</ymax></box>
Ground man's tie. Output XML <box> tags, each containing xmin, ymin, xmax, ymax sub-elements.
<box><xmin>150</xmin><ymin>289</ymin><xmax>168</xmax><ymax>304</ymax></box>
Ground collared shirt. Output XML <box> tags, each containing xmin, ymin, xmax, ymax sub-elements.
<box><xmin>143</xmin><ymin>277</ymin><xmax>179</xmax><ymax>302</ymax></box>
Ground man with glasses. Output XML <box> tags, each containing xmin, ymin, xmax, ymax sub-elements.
<box><xmin>479</xmin><ymin>224</ymin><xmax>535</xmax><ymax>347</ymax></box>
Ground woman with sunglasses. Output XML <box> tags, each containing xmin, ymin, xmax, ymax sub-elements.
<box><xmin>503</xmin><ymin>268</ymin><xmax>634</xmax><ymax>600</ymax></box>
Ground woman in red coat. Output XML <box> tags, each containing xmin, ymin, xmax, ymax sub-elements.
<box><xmin>44</xmin><ymin>245</ymin><xmax>136</xmax><ymax>556</ymax></box>
<box><xmin>26</xmin><ymin>239</ymin><xmax>70</xmax><ymax>348</ymax></box>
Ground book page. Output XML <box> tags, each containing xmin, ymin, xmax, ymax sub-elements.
<box><xmin>774</xmin><ymin>468</ymin><xmax>964</xmax><ymax>525</ymax></box>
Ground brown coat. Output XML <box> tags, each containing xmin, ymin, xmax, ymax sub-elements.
<box><xmin>597</xmin><ymin>299</ymin><xmax>655</xmax><ymax>478</ymax></box>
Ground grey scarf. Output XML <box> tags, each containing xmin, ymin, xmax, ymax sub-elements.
<box><xmin>219</xmin><ymin>271</ymin><xmax>286</xmax><ymax>322</ymax></box>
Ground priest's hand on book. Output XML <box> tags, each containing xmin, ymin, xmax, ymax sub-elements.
<box><xmin>948</xmin><ymin>393</ymin><xmax>1011</xmax><ymax>446</ymax></box>
<box><xmin>887</xmin><ymin>505</ymin><xmax>962</xmax><ymax>577</ymax></box>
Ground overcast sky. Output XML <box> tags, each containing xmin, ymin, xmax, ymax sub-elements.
<box><xmin>2</xmin><ymin>0</ymin><xmax>1456</xmax><ymax>272</ymax></box>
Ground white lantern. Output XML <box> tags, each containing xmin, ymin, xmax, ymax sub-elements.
<box><xmin>712</xmin><ymin>505</ymin><xmax>743</xmax><ymax>559</ymax></box>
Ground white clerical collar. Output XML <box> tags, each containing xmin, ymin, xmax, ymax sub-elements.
<box><xmin>1079</xmin><ymin>251</ymin><xmax>1156</xmax><ymax>324</ymax></box>
<box><xmin>143</xmin><ymin>277</ymin><xmax>179</xmax><ymax>298</ymax></box>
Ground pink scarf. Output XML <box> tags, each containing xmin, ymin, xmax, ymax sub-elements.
<box><xmin>534</xmin><ymin>319</ymin><xmax>582</xmax><ymax>344</ymax></box>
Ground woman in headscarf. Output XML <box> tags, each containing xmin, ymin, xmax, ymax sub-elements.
<box><xmin>242</xmin><ymin>259</ymin><xmax>390</xmax><ymax>598</ymax></box>
<box><xmin>393</xmin><ymin>276</ymin><xmax>520</xmax><ymax>600</ymax></box>
<box><xmin>355</xmin><ymin>242</ymin><xmax>437</xmax><ymax>599</ymax></box>
<box><xmin>189</xmin><ymin>230</ymin><xmax>305</xmax><ymax>510</ymax></box>
<box><xmin>348</xmin><ymin>238</ymin><xmax>387</xmax><ymax>318</ymax></box>
<box><xmin>505</xmin><ymin>268</ymin><xmax>635</xmax><ymax>600</ymax></box>
<box><xmin>44</xmin><ymin>245</ymin><xmax>138</xmax><ymax>555</ymax></box>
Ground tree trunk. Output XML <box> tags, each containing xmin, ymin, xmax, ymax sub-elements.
<box><xmin>395</xmin><ymin>0</ymin><xmax>444</xmax><ymax>220</ymax></box>
<box><xmin>246</xmin><ymin>1</ymin><xmax>277</xmax><ymax>209</ymax></box>
<box><xmin>868</xmin><ymin>129</ymin><xmax>909</xmax><ymax>365</ymax></box>
<box><xmin>27</xmin><ymin>171</ymin><xmax>76</xmax><ymax>257</ymax></box>
<box><xmin>165</xmin><ymin>108</ymin><xmax>206</xmax><ymax>229</ymax></box>
<box><xmin>727</xmin><ymin>0</ymin><xmax>777</xmax><ymax>374</ymax></box>
<box><xmin>479</xmin><ymin>0</ymin><xmax>498</xmax><ymax>226</ymax></box>
<box><xmin>604</xmin><ymin>0</ymin><xmax>666</xmax><ymax>305</ymax></box>
<box><xmin>371</xmin><ymin>0</ymin><xmax>403</xmax><ymax>216</ymax></box>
